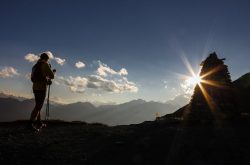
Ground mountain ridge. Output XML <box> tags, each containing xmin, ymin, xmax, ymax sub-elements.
<box><xmin>0</xmin><ymin>97</ymin><xmax>181</xmax><ymax>125</ymax></box>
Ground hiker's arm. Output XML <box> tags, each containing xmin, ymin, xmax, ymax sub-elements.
<box><xmin>42</xmin><ymin>63</ymin><xmax>54</xmax><ymax>79</ymax></box>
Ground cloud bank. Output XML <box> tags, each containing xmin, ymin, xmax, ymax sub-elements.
<box><xmin>0</xmin><ymin>67</ymin><xmax>20</xmax><ymax>78</ymax></box>
<box><xmin>56</xmin><ymin>61</ymin><xmax>138</xmax><ymax>94</ymax></box>
<box><xmin>57</xmin><ymin>75</ymin><xmax>138</xmax><ymax>93</ymax></box>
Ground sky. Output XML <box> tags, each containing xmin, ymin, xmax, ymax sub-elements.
<box><xmin>0</xmin><ymin>0</ymin><xmax>250</xmax><ymax>104</ymax></box>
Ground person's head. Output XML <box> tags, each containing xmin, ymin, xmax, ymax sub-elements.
<box><xmin>40</xmin><ymin>53</ymin><xmax>49</xmax><ymax>61</ymax></box>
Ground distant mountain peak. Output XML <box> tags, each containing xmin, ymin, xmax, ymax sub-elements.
<box><xmin>125</xmin><ymin>99</ymin><xmax>146</xmax><ymax>105</ymax></box>
<box><xmin>66</xmin><ymin>102</ymin><xmax>96</xmax><ymax>110</ymax></box>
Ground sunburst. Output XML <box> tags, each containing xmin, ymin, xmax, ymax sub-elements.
<box><xmin>186</xmin><ymin>74</ymin><xmax>202</xmax><ymax>86</ymax></box>
<box><xmin>180</xmin><ymin>55</ymin><xmax>221</xmax><ymax>112</ymax></box>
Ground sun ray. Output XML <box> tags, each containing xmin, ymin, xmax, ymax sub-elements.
<box><xmin>200</xmin><ymin>65</ymin><xmax>221</xmax><ymax>79</ymax></box>
<box><xmin>197</xmin><ymin>83</ymin><xmax>216</xmax><ymax>113</ymax></box>
<box><xmin>201</xmin><ymin>80</ymin><xmax>224</xmax><ymax>88</ymax></box>
<box><xmin>174</xmin><ymin>72</ymin><xmax>194</xmax><ymax>80</ymax></box>
<box><xmin>181</xmin><ymin>55</ymin><xmax>197</xmax><ymax>77</ymax></box>
<box><xmin>180</xmin><ymin>55</ymin><xmax>220</xmax><ymax>114</ymax></box>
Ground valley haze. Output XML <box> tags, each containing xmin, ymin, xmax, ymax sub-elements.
<box><xmin>0</xmin><ymin>92</ymin><xmax>188</xmax><ymax>125</ymax></box>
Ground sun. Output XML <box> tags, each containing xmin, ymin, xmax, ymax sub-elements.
<box><xmin>187</xmin><ymin>75</ymin><xmax>202</xmax><ymax>86</ymax></box>
<box><xmin>179</xmin><ymin>55</ymin><xmax>203</xmax><ymax>87</ymax></box>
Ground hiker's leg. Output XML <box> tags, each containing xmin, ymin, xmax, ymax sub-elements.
<box><xmin>30</xmin><ymin>107</ymin><xmax>39</xmax><ymax>122</ymax></box>
<box><xmin>29</xmin><ymin>91</ymin><xmax>40</xmax><ymax>123</ymax></box>
<box><xmin>37</xmin><ymin>91</ymin><xmax>46</xmax><ymax>122</ymax></box>
<box><xmin>34</xmin><ymin>90</ymin><xmax>46</xmax><ymax>122</ymax></box>
<box><xmin>37</xmin><ymin>111</ymin><xmax>42</xmax><ymax>122</ymax></box>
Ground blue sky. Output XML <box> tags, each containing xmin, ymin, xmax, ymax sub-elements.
<box><xmin>0</xmin><ymin>0</ymin><xmax>250</xmax><ymax>104</ymax></box>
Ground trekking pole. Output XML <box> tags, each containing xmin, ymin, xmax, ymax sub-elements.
<box><xmin>45</xmin><ymin>84</ymin><xmax>51</xmax><ymax>121</ymax></box>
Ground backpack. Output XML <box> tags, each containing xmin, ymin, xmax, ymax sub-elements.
<box><xmin>31</xmin><ymin>62</ymin><xmax>45</xmax><ymax>83</ymax></box>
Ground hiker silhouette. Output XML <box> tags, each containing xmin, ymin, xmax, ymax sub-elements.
<box><xmin>28</xmin><ymin>53</ymin><xmax>56</xmax><ymax>130</ymax></box>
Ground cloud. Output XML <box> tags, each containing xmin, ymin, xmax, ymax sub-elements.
<box><xmin>0</xmin><ymin>67</ymin><xmax>20</xmax><ymax>78</ymax></box>
<box><xmin>50</xmin><ymin>96</ymin><xmax>65</xmax><ymax>104</ymax></box>
<box><xmin>24</xmin><ymin>51</ymin><xmax>66</xmax><ymax>66</ymax></box>
<box><xmin>45</xmin><ymin>51</ymin><xmax>54</xmax><ymax>59</ymax></box>
<box><xmin>57</xmin><ymin>76</ymin><xmax>88</xmax><ymax>93</ymax></box>
<box><xmin>163</xmin><ymin>80</ymin><xmax>168</xmax><ymax>89</ymax></box>
<box><xmin>25</xmin><ymin>73</ymin><xmax>31</xmax><ymax>79</ymax></box>
<box><xmin>54</xmin><ymin>57</ymin><xmax>66</xmax><ymax>66</ymax></box>
<box><xmin>119</xmin><ymin>68</ymin><xmax>128</xmax><ymax>76</ymax></box>
<box><xmin>97</xmin><ymin>62</ymin><xmax>116</xmax><ymax>77</ymax></box>
<box><xmin>75</xmin><ymin>61</ymin><xmax>86</xmax><ymax>69</ymax></box>
<box><xmin>56</xmin><ymin>75</ymin><xmax>138</xmax><ymax>94</ymax></box>
<box><xmin>96</xmin><ymin>61</ymin><xmax>128</xmax><ymax>77</ymax></box>
<box><xmin>180</xmin><ymin>79</ymin><xmax>195</xmax><ymax>96</ymax></box>
<box><xmin>24</xmin><ymin>54</ymin><xmax>39</xmax><ymax>63</ymax></box>
<box><xmin>87</xmin><ymin>75</ymin><xmax>138</xmax><ymax>93</ymax></box>
<box><xmin>55</xmin><ymin>60</ymin><xmax>137</xmax><ymax>94</ymax></box>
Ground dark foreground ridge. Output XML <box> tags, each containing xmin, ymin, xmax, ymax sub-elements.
<box><xmin>1</xmin><ymin>118</ymin><xmax>250</xmax><ymax>165</ymax></box>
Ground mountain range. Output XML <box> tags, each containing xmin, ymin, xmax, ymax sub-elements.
<box><xmin>50</xmin><ymin>99</ymin><xmax>181</xmax><ymax>125</ymax></box>
<box><xmin>1</xmin><ymin>72</ymin><xmax>249</xmax><ymax>125</ymax></box>
<box><xmin>0</xmin><ymin>95</ymin><xmax>187</xmax><ymax>125</ymax></box>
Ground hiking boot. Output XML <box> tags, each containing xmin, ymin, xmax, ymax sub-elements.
<box><xmin>26</xmin><ymin>122</ymin><xmax>36</xmax><ymax>130</ymax></box>
<box><xmin>36</xmin><ymin>121</ymin><xmax>47</xmax><ymax>129</ymax></box>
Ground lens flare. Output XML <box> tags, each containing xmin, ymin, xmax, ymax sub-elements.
<box><xmin>187</xmin><ymin>75</ymin><xmax>202</xmax><ymax>86</ymax></box>
<box><xmin>179</xmin><ymin>54</ymin><xmax>223</xmax><ymax>116</ymax></box>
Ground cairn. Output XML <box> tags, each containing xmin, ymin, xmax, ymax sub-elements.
<box><xmin>187</xmin><ymin>52</ymin><xmax>238</xmax><ymax>122</ymax></box>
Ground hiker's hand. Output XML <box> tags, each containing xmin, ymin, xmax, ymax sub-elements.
<box><xmin>47</xmin><ymin>79</ymin><xmax>52</xmax><ymax>85</ymax></box>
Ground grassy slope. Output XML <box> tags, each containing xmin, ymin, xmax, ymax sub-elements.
<box><xmin>1</xmin><ymin>119</ymin><xmax>250</xmax><ymax>165</ymax></box>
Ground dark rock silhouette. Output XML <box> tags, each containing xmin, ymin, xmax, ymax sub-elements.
<box><xmin>233</xmin><ymin>73</ymin><xmax>250</xmax><ymax>114</ymax></box>
<box><xmin>164</xmin><ymin>52</ymin><xmax>244</xmax><ymax>122</ymax></box>
<box><xmin>165</xmin><ymin>52</ymin><xmax>249</xmax><ymax>122</ymax></box>
<box><xmin>188</xmin><ymin>52</ymin><xmax>239</xmax><ymax>122</ymax></box>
